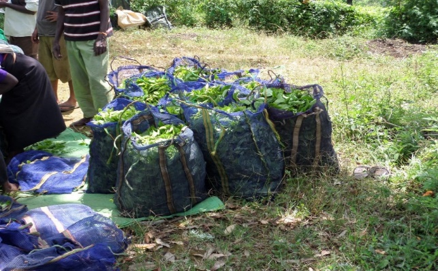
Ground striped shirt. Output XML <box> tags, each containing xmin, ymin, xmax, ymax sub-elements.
<box><xmin>54</xmin><ymin>0</ymin><xmax>113</xmax><ymax>41</ymax></box>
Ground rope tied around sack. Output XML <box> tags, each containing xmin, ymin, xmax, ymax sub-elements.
<box><xmin>289</xmin><ymin>106</ymin><xmax>324</xmax><ymax>169</ymax></box>
<box><xmin>158</xmin><ymin>145</ymin><xmax>177</xmax><ymax>214</ymax></box>
<box><xmin>201</xmin><ymin>108</ymin><xmax>230</xmax><ymax>195</ymax></box>
<box><xmin>176</xmin><ymin>139</ymin><xmax>197</xmax><ymax>205</ymax></box>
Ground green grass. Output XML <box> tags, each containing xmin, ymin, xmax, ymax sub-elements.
<box><xmin>109</xmin><ymin>27</ymin><xmax>438</xmax><ymax>270</ymax></box>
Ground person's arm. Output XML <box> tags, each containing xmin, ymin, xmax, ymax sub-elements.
<box><xmin>0</xmin><ymin>69</ymin><xmax>18</xmax><ymax>95</ymax></box>
<box><xmin>0</xmin><ymin>0</ymin><xmax>37</xmax><ymax>15</ymax></box>
<box><xmin>94</xmin><ymin>0</ymin><xmax>109</xmax><ymax>56</ymax></box>
<box><xmin>53</xmin><ymin>6</ymin><xmax>65</xmax><ymax>59</ymax></box>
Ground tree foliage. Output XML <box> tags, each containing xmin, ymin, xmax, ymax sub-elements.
<box><xmin>384</xmin><ymin>0</ymin><xmax>438</xmax><ymax>44</ymax></box>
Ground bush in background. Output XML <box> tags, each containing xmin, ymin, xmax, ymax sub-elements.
<box><xmin>383</xmin><ymin>0</ymin><xmax>438</xmax><ymax>44</ymax></box>
<box><xmin>127</xmin><ymin>0</ymin><xmax>382</xmax><ymax>38</ymax></box>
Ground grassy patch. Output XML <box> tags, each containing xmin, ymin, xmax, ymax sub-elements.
<box><xmin>109</xmin><ymin>27</ymin><xmax>438</xmax><ymax>270</ymax></box>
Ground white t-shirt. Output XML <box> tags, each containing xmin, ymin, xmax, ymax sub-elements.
<box><xmin>4</xmin><ymin>0</ymin><xmax>38</xmax><ymax>37</ymax></box>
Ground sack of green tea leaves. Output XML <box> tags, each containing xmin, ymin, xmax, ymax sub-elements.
<box><xmin>160</xmin><ymin>81</ymin><xmax>251</xmax><ymax>121</ymax></box>
<box><xmin>182</xmin><ymin>101</ymin><xmax>284</xmax><ymax>199</ymax></box>
<box><xmin>114</xmin><ymin>107</ymin><xmax>207</xmax><ymax>217</ymax></box>
<box><xmin>118</xmin><ymin>71</ymin><xmax>178</xmax><ymax>106</ymax></box>
<box><xmin>167</xmin><ymin>56</ymin><xmax>221</xmax><ymax>82</ymax></box>
<box><xmin>107</xmin><ymin>58</ymin><xmax>161</xmax><ymax>95</ymax></box>
<box><xmin>257</xmin><ymin>83</ymin><xmax>339</xmax><ymax>174</ymax></box>
<box><xmin>86</xmin><ymin>98</ymin><xmax>147</xmax><ymax>193</ymax></box>
<box><xmin>167</xmin><ymin>56</ymin><xmax>259</xmax><ymax>83</ymax></box>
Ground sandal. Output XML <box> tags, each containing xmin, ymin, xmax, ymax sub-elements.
<box><xmin>59</xmin><ymin>102</ymin><xmax>78</xmax><ymax>112</ymax></box>
<box><xmin>70</xmin><ymin>117</ymin><xmax>93</xmax><ymax>128</ymax></box>
<box><xmin>353</xmin><ymin>165</ymin><xmax>390</xmax><ymax>180</ymax></box>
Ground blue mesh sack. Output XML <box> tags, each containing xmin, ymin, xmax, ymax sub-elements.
<box><xmin>117</xmin><ymin>71</ymin><xmax>178</xmax><ymax>105</ymax></box>
<box><xmin>216</xmin><ymin>68</ymin><xmax>260</xmax><ymax>83</ymax></box>
<box><xmin>7</xmin><ymin>150</ymin><xmax>89</xmax><ymax>194</ymax></box>
<box><xmin>167</xmin><ymin>56</ymin><xmax>223</xmax><ymax>82</ymax></box>
<box><xmin>0</xmin><ymin>220</ymin><xmax>40</xmax><ymax>253</ymax></box>
<box><xmin>158</xmin><ymin>81</ymin><xmax>254</xmax><ymax>124</ymax></box>
<box><xmin>4</xmin><ymin>242</ymin><xmax>119</xmax><ymax>271</ymax></box>
<box><xmin>21</xmin><ymin>204</ymin><xmax>99</xmax><ymax>240</ymax></box>
<box><xmin>114</xmin><ymin>107</ymin><xmax>207</xmax><ymax>217</ymax></box>
<box><xmin>107</xmin><ymin>56</ymin><xmax>161</xmax><ymax>95</ymax></box>
<box><xmin>263</xmin><ymin>83</ymin><xmax>339</xmax><ymax>174</ymax></box>
<box><xmin>86</xmin><ymin>98</ymin><xmax>147</xmax><ymax>193</ymax></box>
<box><xmin>0</xmin><ymin>243</ymin><xmax>23</xmax><ymax>269</ymax></box>
<box><xmin>0</xmin><ymin>195</ymin><xmax>28</xmax><ymax>222</ymax></box>
<box><xmin>182</xmin><ymin>102</ymin><xmax>284</xmax><ymax>199</ymax></box>
<box><xmin>0</xmin><ymin>220</ymin><xmax>40</xmax><ymax>270</ymax></box>
<box><xmin>3</xmin><ymin>204</ymin><xmax>127</xmax><ymax>271</ymax></box>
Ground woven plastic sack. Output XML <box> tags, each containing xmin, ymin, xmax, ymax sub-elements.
<box><xmin>182</xmin><ymin>102</ymin><xmax>284</xmax><ymax>199</ymax></box>
<box><xmin>86</xmin><ymin>98</ymin><xmax>147</xmax><ymax>193</ymax></box>
<box><xmin>265</xmin><ymin>83</ymin><xmax>339</xmax><ymax>174</ymax></box>
<box><xmin>114</xmin><ymin>107</ymin><xmax>207</xmax><ymax>217</ymax></box>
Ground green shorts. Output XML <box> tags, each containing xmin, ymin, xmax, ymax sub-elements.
<box><xmin>38</xmin><ymin>36</ymin><xmax>71</xmax><ymax>83</ymax></box>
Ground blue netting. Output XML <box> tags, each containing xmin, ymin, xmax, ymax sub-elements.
<box><xmin>114</xmin><ymin>108</ymin><xmax>208</xmax><ymax>217</ymax></box>
<box><xmin>0</xmin><ymin>220</ymin><xmax>40</xmax><ymax>252</ymax></box>
<box><xmin>182</xmin><ymin>102</ymin><xmax>284</xmax><ymax>199</ymax></box>
<box><xmin>1</xmin><ymin>204</ymin><xmax>128</xmax><ymax>270</ymax></box>
<box><xmin>7</xmin><ymin>150</ymin><xmax>88</xmax><ymax>194</ymax></box>
<box><xmin>261</xmin><ymin>83</ymin><xmax>338</xmax><ymax>173</ymax></box>
<box><xmin>3</xmin><ymin>243</ymin><xmax>119</xmax><ymax>271</ymax></box>
<box><xmin>107</xmin><ymin>64</ymin><xmax>160</xmax><ymax>95</ymax></box>
<box><xmin>0</xmin><ymin>195</ymin><xmax>28</xmax><ymax>222</ymax></box>
<box><xmin>86</xmin><ymin>98</ymin><xmax>147</xmax><ymax>193</ymax></box>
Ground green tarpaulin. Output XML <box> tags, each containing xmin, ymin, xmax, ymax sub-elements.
<box><xmin>17</xmin><ymin>193</ymin><xmax>224</xmax><ymax>228</ymax></box>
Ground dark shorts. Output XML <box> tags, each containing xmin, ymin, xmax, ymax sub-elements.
<box><xmin>8</xmin><ymin>36</ymin><xmax>38</xmax><ymax>59</ymax></box>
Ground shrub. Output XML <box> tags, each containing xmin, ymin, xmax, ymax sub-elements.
<box><xmin>383</xmin><ymin>0</ymin><xmax>438</xmax><ymax>44</ymax></box>
<box><xmin>127</xmin><ymin>0</ymin><xmax>381</xmax><ymax>38</ymax></box>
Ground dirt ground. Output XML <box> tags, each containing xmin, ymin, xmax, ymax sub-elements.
<box><xmin>366</xmin><ymin>38</ymin><xmax>428</xmax><ymax>58</ymax></box>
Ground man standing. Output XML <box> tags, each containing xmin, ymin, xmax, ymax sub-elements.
<box><xmin>53</xmin><ymin>0</ymin><xmax>114</xmax><ymax>127</ymax></box>
<box><xmin>0</xmin><ymin>0</ymin><xmax>39</xmax><ymax>59</ymax></box>
<box><xmin>32</xmin><ymin>0</ymin><xmax>77</xmax><ymax>112</ymax></box>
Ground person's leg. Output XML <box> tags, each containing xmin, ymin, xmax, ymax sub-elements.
<box><xmin>66</xmin><ymin>40</ymin><xmax>95</xmax><ymax>120</ymax></box>
<box><xmin>9</xmin><ymin>36</ymin><xmax>38</xmax><ymax>59</ymax></box>
<box><xmin>75</xmin><ymin>40</ymin><xmax>113</xmax><ymax>114</ymax></box>
<box><xmin>52</xmin><ymin>36</ymin><xmax>77</xmax><ymax>110</ymax></box>
<box><xmin>51</xmin><ymin>80</ymin><xmax>59</xmax><ymax>102</ymax></box>
<box><xmin>39</xmin><ymin>37</ymin><xmax>59</xmax><ymax>100</ymax></box>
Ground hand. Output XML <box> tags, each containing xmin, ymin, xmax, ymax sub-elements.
<box><xmin>45</xmin><ymin>10</ymin><xmax>58</xmax><ymax>22</ymax></box>
<box><xmin>52</xmin><ymin>41</ymin><xmax>62</xmax><ymax>59</ymax></box>
<box><xmin>2</xmin><ymin>181</ymin><xmax>19</xmax><ymax>193</ymax></box>
<box><xmin>31</xmin><ymin>29</ymin><xmax>39</xmax><ymax>44</ymax></box>
<box><xmin>93</xmin><ymin>37</ymin><xmax>107</xmax><ymax>56</ymax></box>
